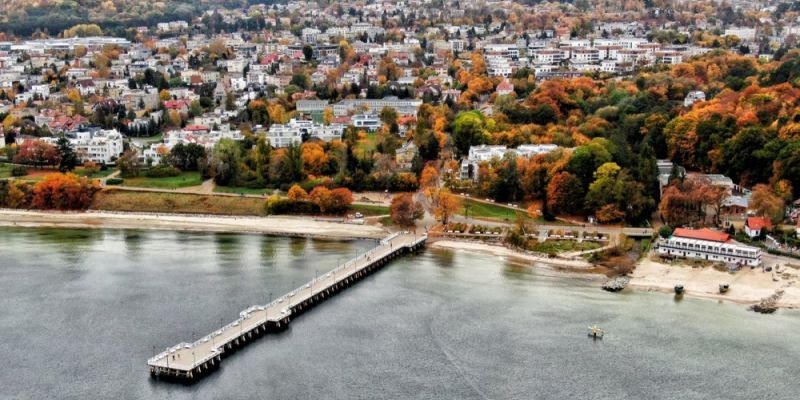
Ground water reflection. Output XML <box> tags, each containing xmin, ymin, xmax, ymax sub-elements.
<box><xmin>215</xmin><ymin>233</ymin><xmax>243</xmax><ymax>268</ymax></box>
<box><xmin>427</xmin><ymin>247</ymin><xmax>455</xmax><ymax>268</ymax></box>
<box><xmin>259</xmin><ymin>235</ymin><xmax>278</xmax><ymax>265</ymax></box>
<box><xmin>123</xmin><ymin>230</ymin><xmax>144</xmax><ymax>261</ymax></box>
<box><xmin>34</xmin><ymin>228</ymin><xmax>104</xmax><ymax>265</ymax></box>
<box><xmin>288</xmin><ymin>236</ymin><xmax>308</xmax><ymax>257</ymax></box>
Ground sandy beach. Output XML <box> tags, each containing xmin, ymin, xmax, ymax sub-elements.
<box><xmin>429</xmin><ymin>239</ymin><xmax>597</xmax><ymax>270</ymax></box>
<box><xmin>432</xmin><ymin>239</ymin><xmax>800</xmax><ymax>310</ymax></box>
<box><xmin>0</xmin><ymin>209</ymin><xmax>389</xmax><ymax>240</ymax></box>
<box><xmin>630</xmin><ymin>258</ymin><xmax>800</xmax><ymax>309</ymax></box>
<box><xmin>4</xmin><ymin>208</ymin><xmax>798</xmax><ymax>309</ymax></box>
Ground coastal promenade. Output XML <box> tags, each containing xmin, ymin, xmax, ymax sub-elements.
<box><xmin>147</xmin><ymin>231</ymin><xmax>427</xmax><ymax>382</ymax></box>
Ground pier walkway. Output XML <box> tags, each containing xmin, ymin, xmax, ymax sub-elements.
<box><xmin>147</xmin><ymin>231</ymin><xmax>426</xmax><ymax>382</ymax></box>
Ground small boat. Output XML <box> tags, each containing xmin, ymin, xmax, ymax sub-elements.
<box><xmin>719</xmin><ymin>283</ymin><xmax>730</xmax><ymax>293</ymax></box>
<box><xmin>588</xmin><ymin>325</ymin><xmax>605</xmax><ymax>339</ymax></box>
<box><xmin>674</xmin><ymin>284</ymin><xmax>684</xmax><ymax>295</ymax></box>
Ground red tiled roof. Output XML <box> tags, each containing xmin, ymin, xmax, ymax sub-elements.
<box><xmin>673</xmin><ymin>228</ymin><xmax>730</xmax><ymax>242</ymax></box>
<box><xmin>164</xmin><ymin>99</ymin><xmax>189</xmax><ymax>109</ymax></box>
<box><xmin>746</xmin><ymin>217</ymin><xmax>773</xmax><ymax>231</ymax></box>
<box><xmin>261</xmin><ymin>54</ymin><xmax>279</xmax><ymax>64</ymax></box>
<box><xmin>496</xmin><ymin>79</ymin><xmax>514</xmax><ymax>92</ymax></box>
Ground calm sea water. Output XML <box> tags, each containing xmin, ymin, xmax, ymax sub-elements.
<box><xmin>1</xmin><ymin>227</ymin><xmax>799</xmax><ymax>400</ymax></box>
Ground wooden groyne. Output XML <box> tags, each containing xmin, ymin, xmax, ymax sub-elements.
<box><xmin>147</xmin><ymin>231</ymin><xmax>427</xmax><ymax>383</ymax></box>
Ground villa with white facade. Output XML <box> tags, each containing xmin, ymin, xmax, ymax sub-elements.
<box><xmin>40</xmin><ymin>129</ymin><xmax>124</xmax><ymax>165</ymax></box>
<box><xmin>266</xmin><ymin>119</ymin><xmax>345</xmax><ymax>147</ymax></box>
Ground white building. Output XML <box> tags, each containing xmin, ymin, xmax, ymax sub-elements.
<box><xmin>333</xmin><ymin>97</ymin><xmax>422</xmax><ymax>117</ymax></box>
<box><xmin>351</xmin><ymin>113</ymin><xmax>382</xmax><ymax>131</ymax></box>
<box><xmin>724</xmin><ymin>27</ymin><xmax>757</xmax><ymax>42</ymax></box>
<box><xmin>657</xmin><ymin>228</ymin><xmax>762</xmax><ymax>267</ymax></box>
<box><xmin>164</xmin><ymin>126</ymin><xmax>243</xmax><ymax>149</ymax></box>
<box><xmin>532</xmin><ymin>49</ymin><xmax>564</xmax><ymax>65</ymax></box>
<box><xmin>460</xmin><ymin>144</ymin><xmax>560</xmax><ymax>180</ymax></box>
<box><xmin>486</xmin><ymin>56</ymin><xmax>512</xmax><ymax>77</ymax></box>
<box><xmin>684</xmin><ymin>91</ymin><xmax>706</xmax><ymax>107</ymax></box>
<box><xmin>40</xmin><ymin>129</ymin><xmax>124</xmax><ymax>164</ymax></box>
<box><xmin>266</xmin><ymin>119</ymin><xmax>345</xmax><ymax>147</ymax></box>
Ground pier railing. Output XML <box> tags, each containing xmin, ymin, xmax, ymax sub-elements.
<box><xmin>148</xmin><ymin>231</ymin><xmax>426</xmax><ymax>382</ymax></box>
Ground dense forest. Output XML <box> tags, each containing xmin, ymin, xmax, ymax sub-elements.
<box><xmin>0</xmin><ymin>0</ymin><xmax>278</xmax><ymax>37</ymax></box>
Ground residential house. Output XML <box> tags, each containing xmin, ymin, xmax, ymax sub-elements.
<box><xmin>745</xmin><ymin>217</ymin><xmax>773</xmax><ymax>238</ymax></box>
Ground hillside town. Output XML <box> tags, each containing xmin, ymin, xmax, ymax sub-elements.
<box><xmin>1</xmin><ymin>0</ymin><xmax>800</xmax><ymax>303</ymax></box>
<box><xmin>4</xmin><ymin>0</ymin><xmax>800</xmax><ymax>398</ymax></box>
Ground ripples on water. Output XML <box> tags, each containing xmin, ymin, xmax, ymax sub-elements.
<box><xmin>0</xmin><ymin>227</ymin><xmax>798</xmax><ymax>400</ymax></box>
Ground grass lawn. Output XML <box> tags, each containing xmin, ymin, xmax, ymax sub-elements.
<box><xmin>354</xmin><ymin>132</ymin><xmax>377</xmax><ymax>159</ymax></box>
<box><xmin>459</xmin><ymin>199</ymin><xmax>573</xmax><ymax>225</ymax></box>
<box><xmin>214</xmin><ymin>186</ymin><xmax>275</xmax><ymax>196</ymax></box>
<box><xmin>74</xmin><ymin>167</ymin><xmax>118</xmax><ymax>179</ymax></box>
<box><xmin>0</xmin><ymin>163</ymin><xmax>15</xmax><ymax>178</ymax></box>
<box><xmin>121</xmin><ymin>171</ymin><xmax>203</xmax><ymax>189</ymax></box>
<box><xmin>91</xmin><ymin>190</ymin><xmax>266</xmax><ymax>216</ymax></box>
<box><xmin>139</xmin><ymin>133</ymin><xmax>163</xmax><ymax>143</ymax></box>
<box><xmin>532</xmin><ymin>240</ymin><xmax>601</xmax><ymax>256</ymax></box>
<box><xmin>461</xmin><ymin>199</ymin><xmax>526</xmax><ymax>222</ymax></box>
<box><xmin>349</xmin><ymin>203</ymin><xmax>390</xmax><ymax>216</ymax></box>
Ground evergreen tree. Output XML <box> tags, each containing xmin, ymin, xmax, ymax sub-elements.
<box><xmin>56</xmin><ymin>136</ymin><xmax>80</xmax><ymax>172</ymax></box>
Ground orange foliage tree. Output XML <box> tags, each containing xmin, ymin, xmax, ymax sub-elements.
<box><xmin>31</xmin><ymin>173</ymin><xmax>99</xmax><ymax>210</ymax></box>
<box><xmin>390</xmin><ymin>193</ymin><xmax>424</xmax><ymax>227</ymax></box>
<box><xmin>432</xmin><ymin>189</ymin><xmax>461</xmax><ymax>225</ymax></box>
<box><xmin>309</xmin><ymin>186</ymin><xmax>352</xmax><ymax>214</ymax></box>
<box><xmin>301</xmin><ymin>142</ymin><xmax>329</xmax><ymax>176</ymax></box>
<box><xmin>287</xmin><ymin>184</ymin><xmax>308</xmax><ymax>200</ymax></box>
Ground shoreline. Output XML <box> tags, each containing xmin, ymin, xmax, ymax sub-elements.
<box><xmin>431</xmin><ymin>239</ymin><xmax>800</xmax><ymax>310</ymax></box>
<box><xmin>629</xmin><ymin>258</ymin><xmax>800</xmax><ymax>310</ymax></box>
<box><xmin>3</xmin><ymin>210</ymin><xmax>797</xmax><ymax>310</ymax></box>
<box><xmin>0</xmin><ymin>209</ymin><xmax>389</xmax><ymax>240</ymax></box>
<box><xmin>429</xmin><ymin>239</ymin><xmax>599</xmax><ymax>271</ymax></box>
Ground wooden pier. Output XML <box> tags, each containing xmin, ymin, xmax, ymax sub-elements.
<box><xmin>147</xmin><ymin>231</ymin><xmax>427</xmax><ymax>382</ymax></box>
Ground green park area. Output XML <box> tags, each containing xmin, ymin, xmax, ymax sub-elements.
<box><xmin>120</xmin><ymin>171</ymin><xmax>203</xmax><ymax>189</ymax></box>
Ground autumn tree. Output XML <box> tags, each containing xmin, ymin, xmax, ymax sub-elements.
<box><xmin>31</xmin><ymin>173</ymin><xmax>99</xmax><ymax>210</ymax></box>
<box><xmin>750</xmin><ymin>184</ymin><xmax>785</xmax><ymax>224</ymax></box>
<box><xmin>301</xmin><ymin>141</ymin><xmax>329</xmax><ymax>176</ymax></box>
<box><xmin>433</xmin><ymin>189</ymin><xmax>460</xmax><ymax>225</ymax></box>
<box><xmin>546</xmin><ymin>172</ymin><xmax>584</xmax><ymax>215</ymax></box>
<box><xmin>13</xmin><ymin>140</ymin><xmax>60</xmax><ymax>168</ymax></box>
<box><xmin>287</xmin><ymin>184</ymin><xmax>308</xmax><ymax>201</ymax></box>
<box><xmin>658</xmin><ymin>176</ymin><xmax>711</xmax><ymax>226</ymax></box>
<box><xmin>309</xmin><ymin>186</ymin><xmax>352</xmax><ymax>214</ymax></box>
<box><xmin>390</xmin><ymin>193</ymin><xmax>424</xmax><ymax>227</ymax></box>
<box><xmin>118</xmin><ymin>148</ymin><xmax>142</xmax><ymax>178</ymax></box>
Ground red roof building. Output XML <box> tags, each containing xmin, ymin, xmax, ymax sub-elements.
<box><xmin>745</xmin><ymin>216</ymin><xmax>773</xmax><ymax>238</ymax></box>
<box><xmin>660</xmin><ymin>227</ymin><xmax>762</xmax><ymax>266</ymax></box>
<box><xmin>672</xmin><ymin>228</ymin><xmax>730</xmax><ymax>243</ymax></box>
<box><xmin>496</xmin><ymin>78</ymin><xmax>515</xmax><ymax>96</ymax></box>
<box><xmin>184</xmin><ymin>125</ymin><xmax>210</xmax><ymax>133</ymax></box>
